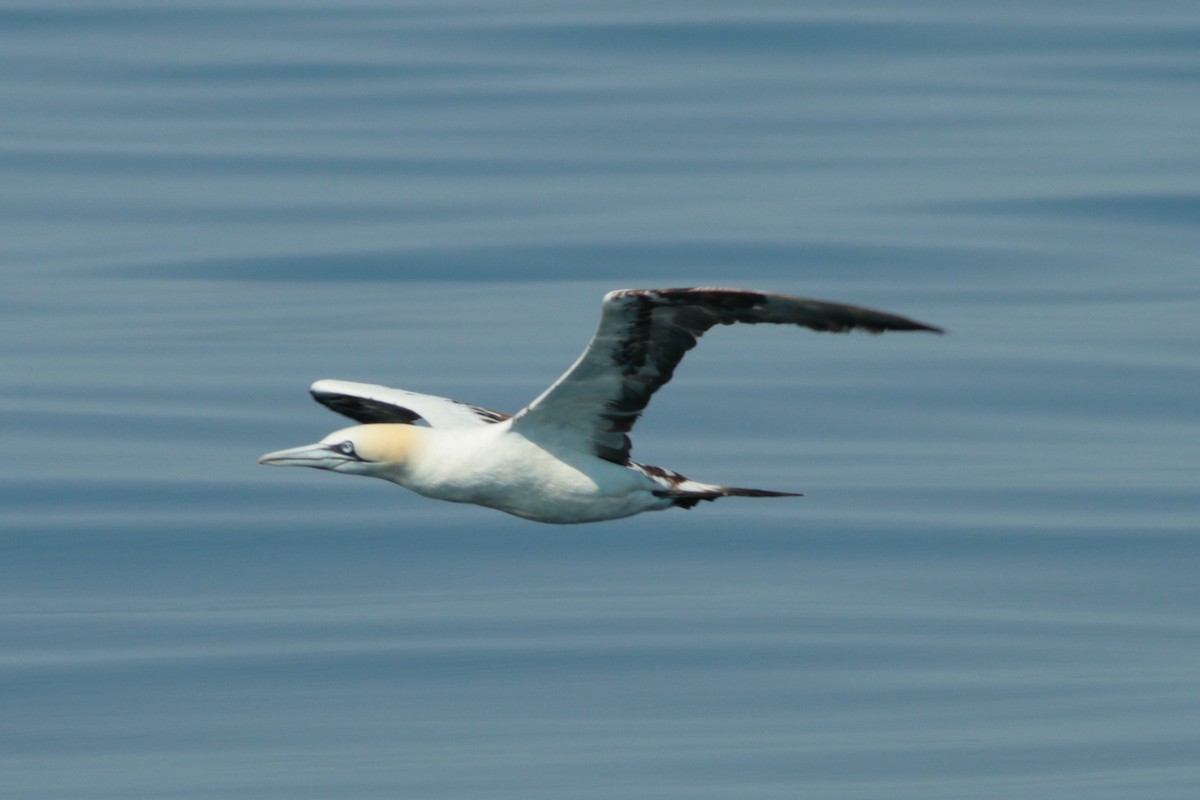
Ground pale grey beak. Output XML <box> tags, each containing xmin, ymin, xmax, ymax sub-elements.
<box><xmin>258</xmin><ymin>442</ymin><xmax>355</xmax><ymax>470</ymax></box>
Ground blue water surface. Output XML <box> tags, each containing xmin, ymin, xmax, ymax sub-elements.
<box><xmin>2</xmin><ymin>2</ymin><xmax>1198</xmax><ymax>798</ymax></box>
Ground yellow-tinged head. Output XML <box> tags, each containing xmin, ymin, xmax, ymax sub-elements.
<box><xmin>258</xmin><ymin>424</ymin><xmax>426</xmax><ymax>478</ymax></box>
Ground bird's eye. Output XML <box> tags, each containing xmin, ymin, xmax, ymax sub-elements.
<box><xmin>338</xmin><ymin>441</ymin><xmax>355</xmax><ymax>455</ymax></box>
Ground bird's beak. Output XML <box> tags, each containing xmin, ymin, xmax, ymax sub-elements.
<box><xmin>258</xmin><ymin>443</ymin><xmax>353</xmax><ymax>470</ymax></box>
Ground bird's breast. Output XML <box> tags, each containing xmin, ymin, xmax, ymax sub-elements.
<box><xmin>399</xmin><ymin>428</ymin><xmax>658</xmax><ymax>522</ymax></box>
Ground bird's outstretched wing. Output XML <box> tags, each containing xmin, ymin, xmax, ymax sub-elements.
<box><xmin>510</xmin><ymin>287</ymin><xmax>942</xmax><ymax>463</ymax></box>
<box><xmin>310</xmin><ymin>379</ymin><xmax>509</xmax><ymax>428</ymax></box>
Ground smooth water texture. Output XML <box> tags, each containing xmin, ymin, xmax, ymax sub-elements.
<box><xmin>2</xmin><ymin>2</ymin><xmax>1198</xmax><ymax>798</ymax></box>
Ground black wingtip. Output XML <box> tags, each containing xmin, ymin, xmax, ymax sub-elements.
<box><xmin>862</xmin><ymin>311</ymin><xmax>945</xmax><ymax>335</ymax></box>
<box><xmin>309</xmin><ymin>386</ymin><xmax>423</xmax><ymax>425</ymax></box>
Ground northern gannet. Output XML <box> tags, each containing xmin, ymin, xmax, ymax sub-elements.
<box><xmin>259</xmin><ymin>288</ymin><xmax>942</xmax><ymax>524</ymax></box>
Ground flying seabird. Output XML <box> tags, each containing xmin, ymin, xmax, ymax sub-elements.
<box><xmin>259</xmin><ymin>287</ymin><xmax>942</xmax><ymax>524</ymax></box>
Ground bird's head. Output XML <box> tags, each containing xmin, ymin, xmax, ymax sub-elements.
<box><xmin>258</xmin><ymin>424</ymin><xmax>424</xmax><ymax>479</ymax></box>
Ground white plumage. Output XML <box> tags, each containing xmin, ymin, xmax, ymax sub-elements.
<box><xmin>259</xmin><ymin>287</ymin><xmax>941</xmax><ymax>523</ymax></box>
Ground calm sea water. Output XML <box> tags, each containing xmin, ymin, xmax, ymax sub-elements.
<box><xmin>3</xmin><ymin>2</ymin><xmax>1198</xmax><ymax>798</ymax></box>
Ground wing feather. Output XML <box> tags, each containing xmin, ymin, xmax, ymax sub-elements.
<box><xmin>310</xmin><ymin>379</ymin><xmax>509</xmax><ymax>428</ymax></box>
<box><xmin>511</xmin><ymin>287</ymin><xmax>941</xmax><ymax>462</ymax></box>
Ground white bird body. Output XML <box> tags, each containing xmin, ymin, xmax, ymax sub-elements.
<box><xmin>260</xmin><ymin>288</ymin><xmax>941</xmax><ymax>524</ymax></box>
<box><xmin>404</xmin><ymin>426</ymin><xmax>671</xmax><ymax>524</ymax></box>
<box><xmin>282</xmin><ymin>420</ymin><xmax>687</xmax><ymax>523</ymax></box>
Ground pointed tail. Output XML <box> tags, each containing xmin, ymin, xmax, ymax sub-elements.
<box><xmin>634</xmin><ymin>462</ymin><xmax>801</xmax><ymax>510</ymax></box>
<box><xmin>662</xmin><ymin>484</ymin><xmax>803</xmax><ymax>509</ymax></box>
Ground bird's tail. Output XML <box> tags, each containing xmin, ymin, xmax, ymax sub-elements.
<box><xmin>635</xmin><ymin>463</ymin><xmax>802</xmax><ymax>510</ymax></box>
<box><xmin>660</xmin><ymin>483</ymin><xmax>802</xmax><ymax>510</ymax></box>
